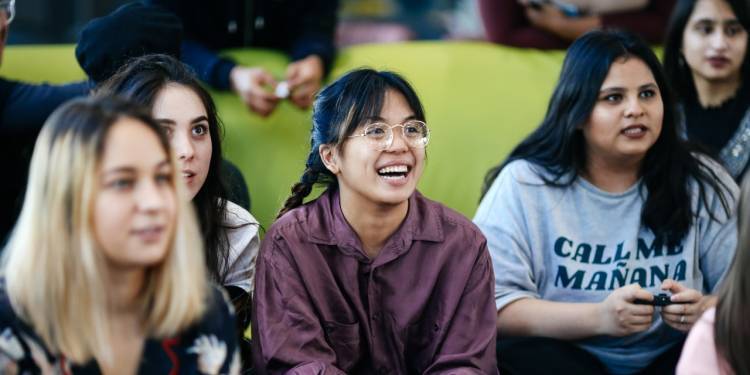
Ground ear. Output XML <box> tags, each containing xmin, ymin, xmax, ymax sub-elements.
<box><xmin>319</xmin><ymin>144</ymin><xmax>340</xmax><ymax>174</ymax></box>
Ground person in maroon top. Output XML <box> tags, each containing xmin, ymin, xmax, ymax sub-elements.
<box><xmin>479</xmin><ymin>0</ymin><xmax>676</xmax><ymax>49</ymax></box>
<box><xmin>251</xmin><ymin>69</ymin><xmax>498</xmax><ymax>373</ymax></box>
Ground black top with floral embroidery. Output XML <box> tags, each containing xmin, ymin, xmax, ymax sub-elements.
<box><xmin>0</xmin><ymin>283</ymin><xmax>239</xmax><ymax>374</ymax></box>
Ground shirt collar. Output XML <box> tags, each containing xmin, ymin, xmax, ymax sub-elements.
<box><xmin>307</xmin><ymin>189</ymin><xmax>444</xmax><ymax>257</ymax></box>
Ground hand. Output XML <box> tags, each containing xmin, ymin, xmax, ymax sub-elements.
<box><xmin>285</xmin><ymin>55</ymin><xmax>324</xmax><ymax>110</ymax></box>
<box><xmin>659</xmin><ymin>279</ymin><xmax>708</xmax><ymax>332</ymax></box>
<box><xmin>524</xmin><ymin>2</ymin><xmax>567</xmax><ymax>31</ymax></box>
<box><xmin>597</xmin><ymin>284</ymin><xmax>655</xmax><ymax>337</ymax></box>
<box><xmin>523</xmin><ymin>3</ymin><xmax>601</xmax><ymax>41</ymax></box>
<box><xmin>230</xmin><ymin>66</ymin><xmax>280</xmax><ymax>117</ymax></box>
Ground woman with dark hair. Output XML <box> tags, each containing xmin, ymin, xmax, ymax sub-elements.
<box><xmin>98</xmin><ymin>54</ymin><xmax>259</xmax><ymax>339</ymax></box>
<box><xmin>252</xmin><ymin>69</ymin><xmax>497</xmax><ymax>373</ymax></box>
<box><xmin>474</xmin><ymin>30</ymin><xmax>738</xmax><ymax>374</ymax></box>
<box><xmin>664</xmin><ymin>0</ymin><xmax>750</xmax><ymax>181</ymax></box>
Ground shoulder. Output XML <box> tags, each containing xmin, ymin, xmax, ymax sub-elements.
<box><xmin>191</xmin><ymin>285</ymin><xmax>237</xmax><ymax>336</ymax></box>
<box><xmin>498</xmin><ymin>159</ymin><xmax>550</xmax><ymax>185</ymax></box>
<box><xmin>223</xmin><ymin>200</ymin><xmax>259</xmax><ymax>227</ymax></box>
<box><xmin>222</xmin><ymin>200</ymin><xmax>260</xmax><ymax>250</ymax></box>
<box><xmin>677</xmin><ymin>307</ymin><xmax>722</xmax><ymax>374</ymax></box>
<box><xmin>266</xmin><ymin>193</ymin><xmax>333</xmax><ymax>244</ymax></box>
<box><xmin>415</xmin><ymin>194</ymin><xmax>488</xmax><ymax>251</ymax></box>
<box><xmin>691</xmin><ymin>153</ymin><xmax>739</xmax><ymax>216</ymax></box>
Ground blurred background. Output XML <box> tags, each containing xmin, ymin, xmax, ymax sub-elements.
<box><xmin>9</xmin><ymin>0</ymin><xmax>485</xmax><ymax>45</ymax></box>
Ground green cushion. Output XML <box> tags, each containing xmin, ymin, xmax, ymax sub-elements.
<box><xmin>1</xmin><ymin>42</ymin><xmax>567</xmax><ymax>228</ymax></box>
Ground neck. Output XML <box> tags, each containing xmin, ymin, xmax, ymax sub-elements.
<box><xmin>692</xmin><ymin>73</ymin><xmax>742</xmax><ymax>107</ymax></box>
<box><xmin>583</xmin><ymin>154</ymin><xmax>641</xmax><ymax>193</ymax></box>
<box><xmin>339</xmin><ymin>189</ymin><xmax>410</xmax><ymax>259</ymax></box>
<box><xmin>104</xmin><ymin>265</ymin><xmax>146</xmax><ymax>317</ymax></box>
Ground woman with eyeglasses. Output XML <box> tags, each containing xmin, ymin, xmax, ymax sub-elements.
<box><xmin>474</xmin><ymin>30</ymin><xmax>737</xmax><ymax>374</ymax></box>
<box><xmin>663</xmin><ymin>0</ymin><xmax>750</xmax><ymax>182</ymax></box>
<box><xmin>251</xmin><ymin>69</ymin><xmax>498</xmax><ymax>373</ymax></box>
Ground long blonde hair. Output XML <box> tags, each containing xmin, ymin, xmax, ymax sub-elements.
<box><xmin>2</xmin><ymin>96</ymin><xmax>209</xmax><ymax>364</ymax></box>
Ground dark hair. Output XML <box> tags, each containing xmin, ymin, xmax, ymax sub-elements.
<box><xmin>97</xmin><ymin>54</ymin><xmax>230</xmax><ymax>284</ymax></box>
<box><xmin>664</xmin><ymin>0</ymin><xmax>750</xmax><ymax>101</ymax></box>
<box><xmin>481</xmin><ymin>30</ymin><xmax>732</xmax><ymax>247</ymax></box>
<box><xmin>49</xmin><ymin>95</ymin><xmax>170</xmax><ymax>165</ymax></box>
<box><xmin>715</xmin><ymin>177</ymin><xmax>750</xmax><ymax>375</ymax></box>
<box><xmin>277</xmin><ymin>68</ymin><xmax>426</xmax><ymax>218</ymax></box>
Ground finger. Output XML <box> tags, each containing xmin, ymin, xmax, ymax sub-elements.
<box><xmin>291</xmin><ymin>85</ymin><xmax>315</xmax><ymax>102</ymax></box>
<box><xmin>627</xmin><ymin>285</ymin><xmax>653</xmax><ymax>303</ymax></box>
<box><xmin>661</xmin><ymin>312</ymin><xmax>695</xmax><ymax>325</ymax></box>
<box><xmin>286</xmin><ymin>64</ymin><xmax>302</xmax><ymax>85</ymax></box>
<box><xmin>626</xmin><ymin>314</ymin><xmax>653</xmax><ymax>325</ymax></box>
<box><xmin>660</xmin><ymin>279</ymin><xmax>687</xmax><ymax>294</ymax></box>
<box><xmin>628</xmin><ymin>304</ymin><xmax>655</xmax><ymax>316</ymax></box>
<box><xmin>660</xmin><ymin>304</ymin><xmax>684</xmax><ymax>315</ymax></box>
<box><xmin>627</xmin><ymin>322</ymin><xmax>653</xmax><ymax>333</ymax></box>
<box><xmin>670</xmin><ymin>289</ymin><xmax>702</xmax><ymax>304</ymax></box>
<box><xmin>253</xmin><ymin>70</ymin><xmax>278</xmax><ymax>88</ymax></box>
<box><xmin>249</xmin><ymin>97</ymin><xmax>279</xmax><ymax>117</ymax></box>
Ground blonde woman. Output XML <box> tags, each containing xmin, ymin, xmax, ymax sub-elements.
<box><xmin>0</xmin><ymin>96</ymin><xmax>239</xmax><ymax>374</ymax></box>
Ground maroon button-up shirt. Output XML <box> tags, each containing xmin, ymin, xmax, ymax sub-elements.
<box><xmin>252</xmin><ymin>189</ymin><xmax>498</xmax><ymax>374</ymax></box>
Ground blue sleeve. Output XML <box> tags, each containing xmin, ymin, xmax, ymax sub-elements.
<box><xmin>288</xmin><ymin>0</ymin><xmax>338</xmax><ymax>76</ymax></box>
<box><xmin>180</xmin><ymin>40</ymin><xmax>237</xmax><ymax>91</ymax></box>
<box><xmin>2</xmin><ymin>80</ymin><xmax>91</xmax><ymax>135</ymax></box>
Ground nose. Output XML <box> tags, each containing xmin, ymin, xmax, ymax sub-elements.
<box><xmin>624</xmin><ymin>96</ymin><xmax>645</xmax><ymax>118</ymax></box>
<box><xmin>710</xmin><ymin>30</ymin><xmax>729</xmax><ymax>50</ymax></box>
<box><xmin>173</xmin><ymin>131</ymin><xmax>195</xmax><ymax>161</ymax></box>
<box><xmin>385</xmin><ymin>125</ymin><xmax>409</xmax><ymax>152</ymax></box>
<box><xmin>136</xmin><ymin>179</ymin><xmax>167</xmax><ymax>213</ymax></box>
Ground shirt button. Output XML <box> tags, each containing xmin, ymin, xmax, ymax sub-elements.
<box><xmin>372</xmin><ymin>312</ymin><xmax>381</xmax><ymax>321</ymax></box>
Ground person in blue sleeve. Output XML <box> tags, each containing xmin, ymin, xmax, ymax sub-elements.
<box><xmin>147</xmin><ymin>0</ymin><xmax>338</xmax><ymax>117</ymax></box>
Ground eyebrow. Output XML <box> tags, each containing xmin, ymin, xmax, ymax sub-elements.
<box><xmin>155</xmin><ymin>115</ymin><xmax>209</xmax><ymax>125</ymax></box>
<box><xmin>693</xmin><ymin>17</ymin><xmax>741</xmax><ymax>25</ymax></box>
<box><xmin>365</xmin><ymin>114</ymin><xmax>418</xmax><ymax>123</ymax></box>
<box><xmin>599</xmin><ymin>83</ymin><xmax>658</xmax><ymax>93</ymax></box>
<box><xmin>102</xmin><ymin>160</ymin><xmax>171</xmax><ymax>177</ymax></box>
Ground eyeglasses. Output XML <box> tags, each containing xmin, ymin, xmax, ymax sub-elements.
<box><xmin>349</xmin><ymin>120</ymin><xmax>430</xmax><ymax>151</ymax></box>
<box><xmin>0</xmin><ymin>0</ymin><xmax>14</xmax><ymax>24</ymax></box>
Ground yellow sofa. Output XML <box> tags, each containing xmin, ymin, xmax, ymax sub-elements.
<box><xmin>2</xmin><ymin>42</ymin><xmax>567</xmax><ymax>228</ymax></box>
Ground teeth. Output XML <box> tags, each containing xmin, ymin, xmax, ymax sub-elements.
<box><xmin>623</xmin><ymin>127</ymin><xmax>644</xmax><ymax>135</ymax></box>
<box><xmin>182</xmin><ymin>172</ymin><xmax>193</xmax><ymax>177</ymax></box>
<box><xmin>381</xmin><ymin>174</ymin><xmax>406</xmax><ymax>180</ymax></box>
<box><xmin>377</xmin><ymin>165</ymin><xmax>408</xmax><ymax>174</ymax></box>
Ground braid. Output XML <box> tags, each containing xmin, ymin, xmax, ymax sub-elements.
<box><xmin>277</xmin><ymin>167</ymin><xmax>319</xmax><ymax>219</ymax></box>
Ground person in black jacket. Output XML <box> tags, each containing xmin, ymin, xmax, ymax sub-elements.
<box><xmin>148</xmin><ymin>0</ymin><xmax>338</xmax><ymax>117</ymax></box>
<box><xmin>0</xmin><ymin>0</ymin><xmax>91</xmax><ymax>245</ymax></box>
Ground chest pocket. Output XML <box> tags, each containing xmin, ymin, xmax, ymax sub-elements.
<box><xmin>323</xmin><ymin>320</ymin><xmax>362</xmax><ymax>371</ymax></box>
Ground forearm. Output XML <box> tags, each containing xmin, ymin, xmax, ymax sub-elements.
<box><xmin>497</xmin><ymin>298</ymin><xmax>603</xmax><ymax>339</ymax></box>
<box><xmin>550</xmin><ymin>15</ymin><xmax>601</xmax><ymax>42</ymax></box>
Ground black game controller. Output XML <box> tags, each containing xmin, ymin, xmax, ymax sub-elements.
<box><xmin>633</xmin><ymin>293</ymin><xmax>687</xmax><ymax>306</ymax></box>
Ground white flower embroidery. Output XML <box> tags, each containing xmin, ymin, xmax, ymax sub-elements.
<box><xmin>0</xmin><ymin>328</ymin><xmax>23</xmax><ymax>360</ymax></box>
<box><xmin>187</xmin><ymin>334</ymin><xmax>227</xmax><ymax>375</ymax></box>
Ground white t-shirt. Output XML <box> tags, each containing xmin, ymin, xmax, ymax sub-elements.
<box><xmin>221</xmin><ymin>200</ymin><xmax>260</xmax><ymax>294</ymax></box>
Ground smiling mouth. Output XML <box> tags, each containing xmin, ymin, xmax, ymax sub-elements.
<box><xmin>377</xmin><ymin>164</ymin><xmax>411</xmax><ymax>180</ymax></box>
<box><xmin>182</xmin><ymin>171</ymin><xmax>195</xmax><ymax>179</ymax></box>
<box><xmin>621</xmin><ymin>125</ymin><xmax>647</xmax><ymax>136</ymax></box>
